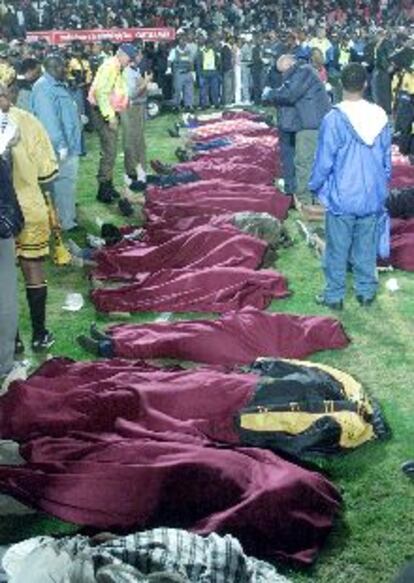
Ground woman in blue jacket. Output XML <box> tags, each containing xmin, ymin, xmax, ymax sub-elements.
<box><xmin>309</xmin><ymin>63</ymin><xmax>392</xmax><ymax>310</ymax></box>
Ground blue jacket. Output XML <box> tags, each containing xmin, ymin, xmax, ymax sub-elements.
<box><xmin>272</xmin><ymin>63</ymin><xmax>331</xmax><ymax>132</ymax></box>
<box><xmin>30</xmin><ymin>73</ymin><xmax>82</xmax><ymax>157</ymax></box>
<box><xmin>309</xmin><ymin>103</ymin><xmax>392</xmax><ymax>217</ymax></box>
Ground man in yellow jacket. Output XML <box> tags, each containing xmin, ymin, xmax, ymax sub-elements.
<box><xmin>88</xmin><ymin>43</ymin><xmax>138</xmax><ymax>203</ymax></box>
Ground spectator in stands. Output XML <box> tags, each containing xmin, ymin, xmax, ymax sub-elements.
<box><xmin>310</xmin><ymin>63</ymin><xmax>391</xmax><ymax>310</ymax></box>
<box><xmin>88</xmin><ymin>43</ymin><xmax>137</xmax><ymax>204</ymax></box>
<box><xmin>31</xmin><ymin>54</ymin><xmax>82</xmax><ymax>231</ymax></box>
<box><xmin>372</xmin><ymin>27</ymin><xmax>394</xmax><ymax>114</ymax></box>
<box><xmin>16</xmin><ymin>57</ymin><xmax>41</xmax><ymax>111</ymax></box>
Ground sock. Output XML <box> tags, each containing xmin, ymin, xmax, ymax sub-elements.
<box><xmin>137</xmin><ymin>164</ymin><xmax>147</xmax><ymax>182</ymax></box>
<box><xmin>26</xmin><ymin>284</ymin><xmax>47</xmax><ymax>341</ymax></box>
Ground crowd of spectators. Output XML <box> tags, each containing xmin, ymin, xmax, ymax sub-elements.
<box><xmin>0</xmin><ymin>0</ymin><xmax>412</xmax><ymax>37</ymax></box>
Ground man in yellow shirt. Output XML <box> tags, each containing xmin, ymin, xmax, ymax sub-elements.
<box><xmin>88</xmin><ymin>43</ymin><xmax>138</xmax><ymax>203</ymax></box>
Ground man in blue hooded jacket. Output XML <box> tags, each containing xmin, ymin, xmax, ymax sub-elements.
<box><xmin>309</xmin><ymin>63</ymin><xmax>392</xmax><ymax>310</ymax></box>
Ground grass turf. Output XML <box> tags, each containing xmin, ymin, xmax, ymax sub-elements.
<box><xmin>4</xmin><ymin>112</ymin><xmax>414</xmax><ymax>582</ymax></box>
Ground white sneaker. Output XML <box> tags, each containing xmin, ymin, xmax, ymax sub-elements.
<box><xmin>0</xmin><ymin>360</ymin><xmax>31</xmax><ymax>395</ymax></box>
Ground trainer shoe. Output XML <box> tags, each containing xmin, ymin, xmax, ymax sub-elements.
<box><xmin>32</xmin><ymin>331</ymin><xmax>55</xmax><ymax>353</ymax></box>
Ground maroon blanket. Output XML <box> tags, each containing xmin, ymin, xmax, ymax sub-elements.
<box><xmin>145</xmin><ymin>192</ymin><xmax>290</xmax><ymax>223</ymax></box>
<box><xmin>93</xmin><ymin>226</ymin><xmax>267</xmax><ymax>281</ymax></box>
<box><xmin>390</xmin><ymin>164</ymin><xmax>414</xmax><ymax>189</ymax></box>
<box><xmin>195</xmin><ymin>142</ymin><xmax>277</xmax><ymax>164</ymax></box>
<box><xmin>388</xmin><ymin>218</ymin><xmax>414</xmax><ymax>271</ymax></box>
<box><xmin>92</xmin><ymin>267</ymin><xmax>289</xmax><ymax>313</ymax></box>
<box><xmin>146</xmin><ymin>179</ymin><xmax>286</xmax><ymax>204</ymax></box>
<box><xmin>109</xmin><ymin>307</ymin><xmax>349</xmax><ymax>365</ymax></box>
<box><xmin>174</xmin><ymin>159</ymin><xmax>276</xmax><ymax>184</ymax></box>
<box><xmin>190</xmin><ymin>120</ymin><xmax>276</xmax><ymax>142</ymax></box>
<box><xmin>0</xmin><ymin>358</ymin><xmax>341</xmax><ymax>565</ymax></box>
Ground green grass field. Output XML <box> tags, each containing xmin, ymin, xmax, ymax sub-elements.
<box><xmin>5</xmin><ymin>113</ymin><xmax>414</xmax><ymax>582</ymax></box>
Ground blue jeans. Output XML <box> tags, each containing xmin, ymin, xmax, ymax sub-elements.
<box><xmin>173</xmin><ymin>72</ymin><xmax>194</xmax><ymax>109</ymax></box>
<box><xmin>323</xmin><ymin>212</ymin><xmax>379</xmax><ymax>302</ymax></box>
<box><xmin>52</xmin><ymin>155</ymin><xmax>79</xmax><ymax>231</ymax></box>
<box><xmin>279</xmin><ymin>131</ymin><xmax>296</xmax><ymax>195</ymax></box>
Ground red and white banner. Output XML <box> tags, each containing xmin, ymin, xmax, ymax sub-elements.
<box><xmin>27</xmin><ymin>27</ymin><xmax>176</xmax><ymax>45</ymax></box>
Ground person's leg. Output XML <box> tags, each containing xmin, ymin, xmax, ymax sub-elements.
<box><xmin>182</xmin><ymin>73</ymin><xmax>194</xmax><ymax>110</ymax></box>
<box><xmin>92</xmin><ymin>108</ymin><xmax>118</xmax><ymax>186</ymax></box>
<box><xmin>351</xmin><ymin>214</ymin><xmax>379</xmax><ymax>302</ymax></box>
<box><xmin>199</xmin><ymin>74</ymin><xmax>208</xmax><ymax>108</ymax></box>
<box><xmin>295</xmin><ymin>129</ymin><xmax>318</xmax><ymax>203</ymax></box>
<box><xmin>19</xmin><ymin>256</ymin><xmax>53</xmax><ymax>349</ymax></box>
<box><xmin>121</xmin><ymin>105</ymin><xmax>140</xmax><ymax>179</ymax></box>
<box><xmin>210</xmin><ymin>72</ymin><xmax>220</xmax><ymax>107</ymax></box>
<box><xmin>136</xmin><ymin>104</ymin><xmax>147</xmax><ymax>180</ymax></box>
<box><xmin>323</xmin><ymin>212</ymin><xmax>354</xmax><ymax>303</ymax></box>
<box><xmin>278</xmin><ymin>130</ymin><xmax>297</xmax><ymax>195</ymax></box>
<box><xmin>51</xmin><ymin>155</ymin><xmax>79</xmax><ymax>231</ymax></box>
<box><xmin>0</xmin><ymin>238</ymin><xmax>18</xmax><ymax>377</ymax></box>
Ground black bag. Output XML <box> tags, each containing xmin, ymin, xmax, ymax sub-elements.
<box><xmin>0</xmin><ymin>157</ymin><xmax>24</xmax><ymax>239</ymax></box>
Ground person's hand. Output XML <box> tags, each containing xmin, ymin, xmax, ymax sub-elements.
<box><xmin>144</xmin><ymin>71</ymin><xmax>153</xmax><ymax>83</ymax></box>
<box><xmin>58</xmin><ymin>147</ymin><xmax>68</xmax><ymax>162</ymax></box>
<box><xmin>261</xmin><ymin>86</ymin><xmax>273</xmax><ymax>101</ymax></box>
<box><xmin>80</xmin><ymin>114</ymin><xmax>89</xmax><ymax>125</ymax></box>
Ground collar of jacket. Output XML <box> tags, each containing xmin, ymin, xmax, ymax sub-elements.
<box><xmin>42</xmin><ymin>72</ymin><xmax>66</xmax><ymax>88</ymax></box>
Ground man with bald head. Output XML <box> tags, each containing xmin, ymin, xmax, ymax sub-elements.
<box><xmin>264</xmin><ymin>53</ymin><xmax>330</xmax><ymax>204</ymax></box>
<box><xmin>31</xmin><ymin>54</ymin><xmax>82</xmax><ymax>231</ymax></box>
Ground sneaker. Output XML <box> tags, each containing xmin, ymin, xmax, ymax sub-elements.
<box><xmin>32</xmin><ymin>331</ymin><xmax>55</xmax><ymax>353</ymax></box>
<box><xmin>315</xmin><ymin>294</ymin><xmax>343</xmax><ymax>311</ymax></box>
<box><xmin>402</xmin><ymin>460</ymin><xmax>414</xmax><ymax>477</ymax></box>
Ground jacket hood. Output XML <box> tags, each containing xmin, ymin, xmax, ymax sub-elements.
<box><xmin>336</xmin><ymin>99</ymin><xmax>388</xmax><ymax>146</ymax></box>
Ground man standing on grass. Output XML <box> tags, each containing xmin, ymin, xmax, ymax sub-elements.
<box><xmin>309</xmin><ymin>63</ymin><xmax>392</xmax><ymax>310</ymax></box>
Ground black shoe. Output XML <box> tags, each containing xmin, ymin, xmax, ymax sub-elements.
<box><xmin>90</xmin><ymin>323</ymin><xmax>110</xmax><ymax>342</ymax></box>
<box><xmin>356</xmin><ymin>295</ymin><xmax>376</xmax><ymax>307</ymax></box>
<box><xmin>175</xmin><ymin>147</ymin><xmax>190</xmax><ymax>162</ymax></box>
<box><xmin>97</xmin><ymin>183</ymin><xmax>113</xmax><ymax>204</ymax></box>
<box><xmin>77</xmin><ymin>335</ymin><xmax>100</xmax><ymax>356</ymax></box>
<box><xmin>315</xmin><ymin>294</ymin><xmax>343</xmax><ymax>311</ymax></box>
<box><xmin>402</xmin><ymin>461</ymin><xmax>414</xmax><ymax>477</ymax></box>
<box><xmin>129</xmin><ymin>180</ymin><xmax>147</xmax><ymax>192</ymax></box>
<box><xmin>32</xmin><ymin>331</ymin><xmax>55</xmax><ymax>352</ymax></box>
<box><xmin>118</xmin><ymin>198</ymin><xmax>134</xmax><ymax>217</ymax></box>
<box><xmin>108</xmin><ymin>183</ymin><xmax>121</xmax><ymax>199</ymax></box>
<box><xmin>168</xmin><ymin>127</ymin><xmax>180</xmax><ymax>138</ymax></box>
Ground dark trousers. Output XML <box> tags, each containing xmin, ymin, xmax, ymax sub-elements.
<box><xmin>199</xmin><ymin>71</ymin><xmax>220</xmax><ymax>108</ymax></box>
<box><xmin>279</xmin><ymin>130</ymin><xmax>297</xmax><ymax>195</ymax></box>
<box><xmin>92</xmin><ymin>107</ymin><xmax>119</xmax><ymax>184</ymax></box>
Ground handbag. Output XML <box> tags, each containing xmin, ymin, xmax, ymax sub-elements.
<box><xmin>0</xmin><ymin>157</ymin><xmax>24</xmax><ymax>239</ymax></box>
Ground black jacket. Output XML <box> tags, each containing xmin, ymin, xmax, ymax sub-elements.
<box><xmin>273</xmin><ymin>63</ymin><xmax>331</xmax><ymax>131</ymax></box>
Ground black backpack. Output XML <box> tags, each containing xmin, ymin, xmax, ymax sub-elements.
<box><xmin>0</xmin><ymin>157</ymin><xmax>24</xmax><ymax>239</ymax></box>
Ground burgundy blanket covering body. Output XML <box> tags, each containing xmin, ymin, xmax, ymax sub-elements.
<box><xmin>93</xmin><ymin>226</ymin><xmax>267</xmax><ymax>281</ymax></box>
<box><xmin>175</xmin><ymin>160</ymin><xmax>276</xmax><ymax>185</ymax></box>
<box><xmin>110</xmin><ymin>307</ymin><xmax>349</xmax><ymax>365</ymax></box>
<box><xmin>91</xmin><ymin>268</ymin><xmax>289</xmax><ymax>313</ymax></box>
<box><xmin>194</xmin><ymin>143</ymin><xmax>279</xmax><ymax>172</ymax></box>
<box><xmin>388</xmin><ymin>218</ymin><xmax>414</xmax><ymax>271</ymax></box>
<box><xmin>0</xmin><ymin>358</ymin><xmax>341</xmax><ymax>565</ymax></box>
<box><xmin>190</xmin><ymin>120</ymin><xmax>276</xmax><ymax>142</ymax></box>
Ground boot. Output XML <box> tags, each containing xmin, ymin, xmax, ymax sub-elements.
<box><xmin>108</xmin><ymin>181</ymin><xmax>121</xmax><ymax>199</ymax></box>
<box><xmin>90</xmin><ymin>323</ymin><xmax>111</xmax><ymax>342</ymax></box>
